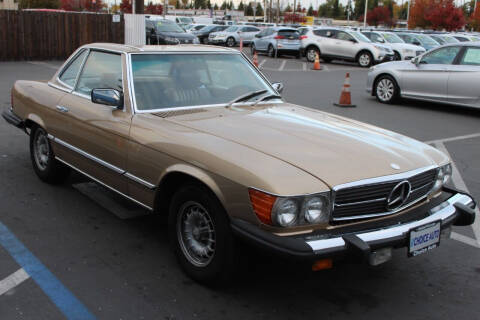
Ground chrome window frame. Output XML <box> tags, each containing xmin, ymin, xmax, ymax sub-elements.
<box><xmin>126</xmin><ymin>50</ymin><xmax>283</xmax><ymax>114</ymax></box>
<box><xmin>48</xmin><ymin>47</ymin><xmax>89</xmax><ymax>93</ymax></box>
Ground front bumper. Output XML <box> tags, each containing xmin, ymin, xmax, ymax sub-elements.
<box><xmin>209</xmin><ymin>38</ymin><xmax>227</xmax><ymax>45</ymax></box>
<box><xmin>232</xmin><ymin>188</ymin><xmax>476</xmax><ymax>261</ymax></box>
<box><xmin>375</xmin><ymin>53</ymin><xmax>395</xmax><ymax>63</ymax></box>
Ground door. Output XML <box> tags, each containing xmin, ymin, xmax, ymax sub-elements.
<box><xmin>448</xmin><ymin>46</ymin><xmax>480</xmax><ymax>107</ymax></box>
<box><xmin>55</xmin><ymin>50</ymin><xmax>132</xmax><ymax>194</ymax></box>
<box><xmin>315</xmin><ymin>29</ymin><xmax>337</xmax><ymax>56</ymax></box>
<box><xmin>256</xmin><ymin>28</ymin><xmax>272</xmax><ymax>51</ymax></box>
<box><xmin>401</xmin><ymin>46</ymin><xmax>462</xmax><ymax>101</ymax></box>
<box><xmin>334</xmin><ymin>31</ymin><xmax>359</xmax><ymax>59</ymax></box>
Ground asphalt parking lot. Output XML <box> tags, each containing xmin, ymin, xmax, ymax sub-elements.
<box><xmin>1</xmin><ymin>55</ymin><xmax>479</xmax><ymax>319</ymax></box>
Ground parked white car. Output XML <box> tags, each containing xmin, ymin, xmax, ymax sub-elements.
<box><xmin>361</xmin><ymin>31</ymin><xmax>425</xmax><ymax>60</ymax></box>
<box><xmin>209</xmin><ymin>25</ymin><xmax>261</xmax><ymax>47</ymax></box>
<box><xmin>300</xmin><ymin>27</ymin><xmax>394</xmax><ymax>67</ymax></box>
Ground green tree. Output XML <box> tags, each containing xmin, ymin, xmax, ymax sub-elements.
<box><xmin>256</xmin><ymin>2</ymin><xmax>264</xmax><ymax>16</ymax></box>
<box><xmin>238</xmin><ymin>0</ymin><xmax>244</xmax><ymax>11</ymax></box>
<box><xmin>206</xmin><ymin>0</ymin><xmax>211</xmax><ymax>9</ymax></box>
<box><xmin>220</xmin><ymin>0</ymin><xmax>227</xmax><ymax>9</ymax></box>
<box><xmin>284</xmin><ymin>4</ymin><xmax>292</xmax><ymax>12</ymax></box>
<box><xmin>194</xmin><ymin>0</ymin><xmax>206</xmax><ymax>9</ymax></box>
<box><xmin>307</xmin><ymin>4</ymin><xmax>313</xmax><ymax>15</ymax></box>
<box><xmin>245</xmin><ymin>2</ymin><xmax>254</xmax><ymax>15</ymax></box>
<box><xmin>214</xmin><ymin>3</ymin><xmax>218</xmax><ymax>9</ymax></box>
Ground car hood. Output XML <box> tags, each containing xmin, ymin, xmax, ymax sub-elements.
<box><xmin>165</xmin><ymin>104</ymin><xmax>446</xmax><ymax>187</ymax></box>
<box><xmin>390</xmin><ymin>43</ymin><xmax>425</xmax><ymax>51</ymax></box>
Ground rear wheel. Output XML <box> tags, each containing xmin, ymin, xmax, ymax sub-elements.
<box><xmin>358</xmin><ymin>51</ymin><xmax>373</xmax><ymax>67</ymax></box>
<box><xmin>226</xmin><ymin>37</ymin><xmax>236</xmax><ymax>47</ymax></box>
<box><xmin>393</xmin><ymin>51</ymin><xmax>401</xmax><ymax>61</ymax></box>
<box><xmin>169</xmin><ymin>184</ymin><xmax>236</xmax><ymax>286</ymax></box>
<box><xmin>30</xmin><ymin>126</ymin><xmax>70</xmax><ymax>184</ymax></box>
<box><xmin>306</xmin><ymin>46</ymin><xmax>319</xmax><ymax>62</ymax></box>
<box><xmin>250</xmin><ymin>43</ymin><xmax>257</xmax><ymax>55</ymax></box>
<box><xmin>268</xmin><ymin>45</ymin><xmax>276</xmax><ymax>57</ymax></box>
<box><xmin>374</xmin><ymin>75</ymin><xmax>399</xmax><ymax>104</ymax></box>
<box><xmin>202</xmin><ymin>37</ymin><xmax>209</xmax><ymax>44</ymax></box>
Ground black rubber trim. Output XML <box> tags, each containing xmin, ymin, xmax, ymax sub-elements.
<box><xmin>453</xmin><ymin>203</ymin><xmax>476</xmax><ymax>226</ymax></box>
<box><xmin>343</xmin><ymin>234</ymin><xmax>371</xmax><ymax>261</ymax></box>
<box><xmin>231</xmin><ymin>218</ymin><xmax>314</xmax><ymax>259</ymax></box>
<box><xmin>2</xmin><ymin>108</ymin><xmax>24</xmax><ymax>129</ymax></box>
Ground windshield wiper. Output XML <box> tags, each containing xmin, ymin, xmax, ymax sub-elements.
<box><xmin>226</xmin><ymin>89</ymin><xmax>268</xmax><ymax>108</ymax></box>
<box><xmin>252</xmin><ymin>93</ymin><xmax>282</xmax><ymax>106</ymax></box>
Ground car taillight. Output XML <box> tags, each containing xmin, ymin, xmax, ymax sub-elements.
<box><xmin>274</xmin><ymin>35</ymin><xmax>285</xmax><ymax>40</ymax></box>
<box><xmin>299</xmin><ymin>35</ymin><xmax>307</xmax><ymax>40</ymax></box>
<box><xmin>248</xmin><ymin>189</ymin><xmax>276</xmax><ymax>225</ymax></box>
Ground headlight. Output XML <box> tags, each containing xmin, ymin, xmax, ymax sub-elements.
<box><xmin>431</xmin><ymin>164</ymin><xmax>452</xmax><ymax>195</ymax></box>
<box><xmin>303</xmin><ymin>196</ymin><xmax>329</xmax><ymax>224</ymax></box>
<box><xmin>272</xmin><ymin>198</ymin><xmax>299</xmax><ymax>227</ymax></box>
<box><xmin>248</xmin><ymin>189</ymin><xmax>331</xmax><ymax>227</ymax></box>
<box><xmin>374</xmin><ymin>45</ymin><xmax>386</xmax><ymax>52</ymax></box>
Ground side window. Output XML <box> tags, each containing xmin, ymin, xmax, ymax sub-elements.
<box><xmin>372</xmin><ymin>33</ymin><xmax>384</xmax><ymax>43</ymax></box>
<box><xmin>460</xmin><ymin>47</ymin><xmax>480</xmax><ymax>66</ymax></box>
<box><xmin>256</xmin><ymin>29</ymin><xmax>267</xmax><ymax>37</ymax></box>
<box><xmin>75</xmin><ymin>51</ymin><xmax>122</xmax><ymax>97</ymax></box>
<box><xmin>240</xmin><ymin>27</ymin><xmax>248</xmax><ymax>32</ymax></box>
<box><xmin>421</xmin><ymin>46</ymin><xmax>461</xmax><ymax>65</ymax></box>
<box><xmin>336</xmin><ymin>31</ymin><xmax>354</xmax><ymax>41</ymax></box>
<box><xmin>58</xmin><ymin>50</ymin><xmax>88</xmax><ymax>88</ymax></box>
<box><xmin>362</xmin><ymin>32</ymin><xmax>372</xmax><ymax>39</ymax></box>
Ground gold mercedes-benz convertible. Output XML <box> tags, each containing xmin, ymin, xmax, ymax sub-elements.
<box><xmin>2</xmin><ymin>43</ymin><xmax>476</xmax><ymax>285</ymax></box>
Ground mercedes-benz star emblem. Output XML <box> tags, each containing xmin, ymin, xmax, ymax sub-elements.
<box><xmin>387</xmin><ymin>180</ymin><xmax>411</xmax><ymax>210</ymax></box>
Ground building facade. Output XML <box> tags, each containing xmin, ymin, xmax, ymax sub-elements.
<box><xmin>0</xmin><ymin>0</ymin><xmax>18</xmax><ymax>10</ymax></box>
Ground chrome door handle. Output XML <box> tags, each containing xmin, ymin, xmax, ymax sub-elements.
<box><xmin>56</xmin><ymin>105</ymin><xmax>69</xmax><ymax>113</ymax></box>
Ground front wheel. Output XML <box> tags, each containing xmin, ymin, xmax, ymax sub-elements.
<box><xmin>169</xmin><ymin>184</ymin><xmax>236</xmax><ymax>286</ymax></box>
<box><xmin>30</xmin><ymin>126</ymin><xmax>70</xmax><ymax>184</ymax></box>
<box><xmin>358</xmin><ymin>51</ymin><xmax>373</xmax><ymax>67</ymax></box>
<box><xmin>374</xmin><ymin>75</ymin><xmax>399</xmax><ymax>104</ymax></box>
<box><xmin>226</xmin><ymin>37</ymin><xmax>236</xmax><ymax>47</ymax></box>
<box><xmin>306</xmin><ymin>47</ymin><xmax>319</xmax><ymax>62</ymax></box>
<box><xmin>202</xmin><ymin>37</ymin><xmax>209</xmax><ymax>44</ymax></box>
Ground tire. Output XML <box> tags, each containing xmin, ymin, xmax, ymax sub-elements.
<box><xmin>169</xmin><ymin>183</ymin><xmax>236</xmax><ymax>286</ymax></box>
<box><xmin>393</xmin><ymin>51</ymin><xmax>401</xmax><ymax>61</ymax></box>
<box><xmin>30</xmin><ymin>126</ymin><xmax>70</xmax><ymax>184</ymax></box>
<box><xmin>250</xmin><ymin>44</ymin><xmax>256</xmax><ymax>55</ymax></box>
<box><xmin>374</xmin><ymin>75</ymin><xmax>399</xmax><ymax>104</ymax></box>
<box><xmin>268</xmin><ymin>45</ymin><xmax>276</xmax><ymax>58</ymax></box>
<box><xmin>226</xmin><ymin>37</ymin><xmax>236</xmax><ymax>47</ymax></box>
<box><xmin>306</xmin><ymin>46</ymin><xmax>319</xmax><ymax>62</ymax></box>
<box><xmin>202</xmin><ymin>37</ymin><xmax>209</xmax><ymax>44</ymax></box>
<box><xmin>357</xmin><ymin>51</ymin><xmax>373</xmax><ymax>67</ymax></box>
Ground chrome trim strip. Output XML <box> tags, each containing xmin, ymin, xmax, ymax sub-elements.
<box><xmin>334</xmin><ymin>197</ymin><xmax>386</xmax><ymax>208</ymax></box>
<box><xmin>55</xmin><ymin>157</ymin><xmax>153</xmax><ymax>211</ymax></box>
<box><xmin>332</xmin><ymin>194</ymin><xmax>429</xmax><ymax>221</ymax></box>
<box><xmin>332</xmin><ymin>165</ymin><xmax>438</xmax><ymax>191</ymax></box>
<box><xmin>52</xmin><ymin>137</ymin><xmax>125</xmax><ymax>174</ymax></box>
<box><xmin>72</xmin><ymin>48</ymin><xmax>90</xmax><ymax>90</ymax></box>
<box><xmin>124</xmin><ymin>172</ymin><xmax>156</xmax><ymax>189</ymax></box>
<box><xmin>48</xmin><ymin>82</ymin><xmax>71</xmax><ymax>93</ymax></box>
<box><xmin>307</xmin><ymin>193</ymin><xmax>473</xmax><ymax>252</ymax></box>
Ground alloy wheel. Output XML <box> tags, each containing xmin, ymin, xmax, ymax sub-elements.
<box><xmin>33</xmin><ymin>128</ymin><xmax>50</xmax><ymax>171</ymax></box>
<box><xmin>359</xmin><ymin>53</ymin><xmax>371</xmax><ymax>67</ymax></box>
<box><xmin>376</xmin><ymin>78</ymin><xmax>395</xmax><ymax>102</ymax></box>
<box><xmin>307</xmin><ymin>49</ymin><xmax>317</xmax><ymax>62</ymax></box>
<box><xmin>226</xmin><ymin>37</ymin><xmax>235</xmax><ymax>47</ymax></box>
<box><xmin>177</xmin><ymin>201</ymin><xmax>216</xmax><ymax>267</ymax></box>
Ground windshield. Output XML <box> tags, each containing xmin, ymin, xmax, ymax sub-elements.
<box><xmin>351</xmin><ymin>31</ymin><xmax>371</xmax><ymax>43</ymax></box>
<box><xmin>156</xmin><ymin>20</ymin><xmax>184</xmax><ymax>33</ymax></box>
<box><xmin>178</xmin><ymin>17</ymin><xmax>193</xmax><ymax>24</ymax></box>
<box><xmin>417</xmin><ymin>34</ymin><xmax>439</xmax><ymax>45</ymax></box>
<box><xmin>199</xmin><ymin>25</ymin><xmax>216</xmax><ymax>32</ymax></box>
<box><xmin>383</xmin><ymin>33</ymin><xmax>404</xmax><ymax>43</ymax></box>
<box><xmin>442</xmin><ymin>35</ymin><xmax>459</xmax><ymax>43</ymax></box>
<box><xmin>131</xmin><ymin>54</ymin><xmax>276</xmax><ymax>110</ymax></box>
<box><xmin>225</xmin><ymin>26</ymin><xmax>239</xmax><ymax>32</ymax></box>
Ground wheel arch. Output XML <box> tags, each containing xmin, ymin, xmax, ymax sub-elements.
<box><xmin>24</xmin><ymin>114</ymin><xmax>46</xmax><ymax>132</ymax></box>
<box><xmin>154</xmin><ymin>164</ymin><xmax>227</xmax><ymax>217</ymax></box>
<box><xmin>356</xmin><ymin>49</ymin><xmax>374</xmax><ymax>62</ymax></box>
<box><xmin>305</xmin><ymin>44</ymin><xmax>321</xmax><ymax>54</ymax></box>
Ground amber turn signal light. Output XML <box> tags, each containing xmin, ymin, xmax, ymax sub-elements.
<box><xmin>312</xmin><ymin>258</ymin><xmax>333</xmax><ymax>271</ymax></box>
<box><xmin>248</xmin><ymin>189</ymin><xmax>277</xmax><ymax>225</ymax></box>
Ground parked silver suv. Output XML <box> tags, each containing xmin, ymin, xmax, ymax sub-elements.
<box><xmin>300</xmin><ymin>27</ymin><xmax>394</xmax><ymax>67</ymax></box>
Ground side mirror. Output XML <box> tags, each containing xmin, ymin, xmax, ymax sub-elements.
<box><xmin>272</xmin><ymin>82</ymin><xmax>284</xmax><ymax>93</ymax></box>
<box><xmin>411</xmin><ymin>57</ymin><xmax>420</xmax><ymax>65</ymax></box>
<box><xmin>377</xmin><ymin>38</ymin><xmax>385</xmax><ymax>43</ymax></box>
<box><xmin>349</xmin><ymin>38</ymin><xmax>357</xmax><ymax>43</ymax></box>
<box><xmin>91</xmin><ymin>89</ymin><xmax>123</xmax><ymax>109</ymax></box>
<box><xmin>255</xmin><ymin>34</ymin><xmax>261</xmax><ymax>38</ymax></box>
<box><xmin>413</xmin><ymin>41</ymin><xmax>421</xmax><ymax>46</ymax></box>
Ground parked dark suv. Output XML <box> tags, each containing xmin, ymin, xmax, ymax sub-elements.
<box><xmin>146</xmin><ymin>19</ymin><xmax>199</xmax><ymax>45</ymax></box>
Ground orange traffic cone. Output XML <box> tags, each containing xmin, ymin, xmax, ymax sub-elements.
<box><xmin>253</xmin><ymin>51</ymin><xmax>259</xmax><ymax>67</ymax></box>
<box><xmin>334</xmin><ymin>73</ymin><xmax>356</xmax><ymax>107</ymax></box>
<box><xmin>312</xmin><ymin>52</ymin><xmax>322</xmax><ymax>70</ymax></box>
<box><xmin>239</xmin><ymin>38</ymin><xmax>243</xmax><ymax>51</ymax></box>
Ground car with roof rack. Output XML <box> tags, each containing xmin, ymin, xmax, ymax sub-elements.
<box><xmin>2</xmin><ymin>43</ymin><xmax>476</xmax><ymax>286</ymax></box>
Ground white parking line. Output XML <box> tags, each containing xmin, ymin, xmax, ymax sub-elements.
<box><xmin>0</xmin><ymin>268</ymin><xmax>30</xmax><ymax>296</ymax></box>
<box><xmin>278</xmin><ymin>60</ymin><xmax>286</xmax><ymax>71</ymax></box>
<box><xmin>259</xmin><ymin>59</ymin><xmax>266</xmax><ymax>68</ymax></box>
<box><xmin>424</xmin><ymin>132</ymin><xmax>480</xmax><ymax>145</ymax></box>
<box><xmin>302</xmin><ymin>62</ymin><xmax>307</xmax><ymax>71</ymax></box>
<box><xmin>433</xmin><ymin>141</ymin><xmax>480</xmax><ymax>248</ymax></box>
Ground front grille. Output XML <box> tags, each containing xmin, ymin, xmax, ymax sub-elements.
<box><xmin>332</xmin><ymin>168</ymin><xmax>437</xmax><ymax>221</ymax></box>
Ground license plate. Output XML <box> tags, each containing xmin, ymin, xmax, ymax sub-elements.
<box><xmin>408</xmin><ymin>221</ymin><xmax>441</xmax><ymax>257</ymax></box>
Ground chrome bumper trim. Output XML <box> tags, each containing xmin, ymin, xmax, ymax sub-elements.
<box><xmin>306</xmin><ymin>193</ymin><xmax>474</xmax><ymax>252</ymax></box>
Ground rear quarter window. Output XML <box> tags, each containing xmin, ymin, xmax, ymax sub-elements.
<box><xmin>460</xmin><ymin>47</ymin><xmax>480</xmax><ymax>66</ymax></box>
